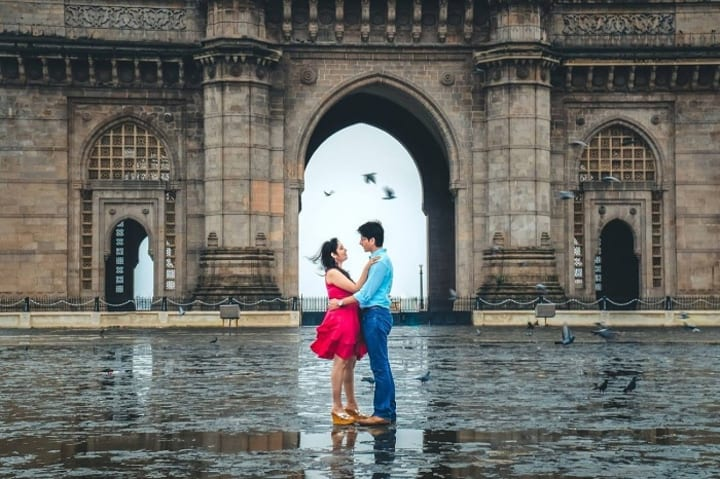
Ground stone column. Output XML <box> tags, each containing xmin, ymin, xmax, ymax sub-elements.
<box><xmin>474</xmin><ymin>0</ymin><xmax>563</xmax><ymax>300</ymax></box>
<box><xmin>194</xmin><ymin>0</ymin><xmax>284</xmax><ymax>303</ymax></box>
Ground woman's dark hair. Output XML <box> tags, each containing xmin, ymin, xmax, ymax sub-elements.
<box><xmin>357</xmin><ymin>221</ymin><xmax>384</xmax><ymax>247</ymax></box>
<box><xmin>309</xmin><ymin>237</ymin><xmax>352</xmax><ymax>279</ymax></box>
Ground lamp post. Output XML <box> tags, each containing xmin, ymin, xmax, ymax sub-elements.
<box><xmin>419</xmin><ymin>265</ymin><xmax>424</xmax><ymax>311</ymax></box>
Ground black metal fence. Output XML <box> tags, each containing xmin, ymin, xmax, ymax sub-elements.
<box><xmin>1</xmin><ymin>295</ymin><xmax>719</xmax><ymax>313</ymax></box>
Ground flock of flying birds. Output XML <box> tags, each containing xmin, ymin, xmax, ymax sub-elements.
<box><xmin>323</xmin><ymin>172</ymin><xmax>396</xmax><ymax>200</ymax></box>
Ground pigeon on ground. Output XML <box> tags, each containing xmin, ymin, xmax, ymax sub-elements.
<box><xmin>416</xmin><ymin>371</ymin><xmax>431</xmax><ymax>383</ymax></box>
<box><xmin>178</xmin><ymin>306</ymin><xmax>185</xmax><ymax>316</ymax></box>
<box><xmin>361</xmin><ymin>376</ymin><xmax>375</xmax><ymax>384</ymax></box>
<box><xmin>555</xmin><ymin>323</ymin><xmax>575</xmax><ymax>345</ymax></box>
<box><xmin>382</xmin><ymin>186</ymin><xmax>396</xmax><ymax>200</ymax></box>
<box><xmin>593</xmin><ymin>378</ymin><xmax>609</xmax><ymax>393</ymax></box>
<box><xmin>210</xmin><ymin>336</ymin><xmax>218</xmax><ymax>344</ymax></box>
<box><xmin>363</xmin><ymin>172</ymin><xmax>377</xmax><ymax>184</ymax></box>
<box><xmin>623</xmin><ymin>376</ymin><xmax>637</xmax><ymax>393</ymax></box>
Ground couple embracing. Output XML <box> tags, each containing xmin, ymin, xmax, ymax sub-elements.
<box><xmin>310</xmin><ymin>221</ymin><xmax>396</xmax><ymax>426</ymax></box>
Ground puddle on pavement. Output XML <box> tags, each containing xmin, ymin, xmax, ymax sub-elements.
<box><xmin>1</xmin><ymin>326</ymin><xmax>720</xmax><ymax>478</ymax></box>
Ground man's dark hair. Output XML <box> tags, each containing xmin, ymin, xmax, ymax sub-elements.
<box><xmin>358</xmin><ymin>221</ymin><xmax>384</xmax><ymax>247</ymax></box>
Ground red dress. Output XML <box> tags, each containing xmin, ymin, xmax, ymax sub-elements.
<box><xmin>310</xmin><ymin>282</ymin><xmax>367</xmax><ymax>360</ymax></box>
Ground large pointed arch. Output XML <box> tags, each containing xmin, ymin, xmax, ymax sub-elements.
<box><xmin>296</xmin><ymin>73</ymin><xmax>463</xmax><ymax>310</ymax></box>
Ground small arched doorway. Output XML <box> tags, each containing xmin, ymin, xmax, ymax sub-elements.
<box><xmin>105</xmin><ymin>219</ymin><xmax>150</xmax><ymax>311</ymax></box>
<box><xmin>597</xmin><ymin>219</ymin><xmax>639</xmax><ymax>310</ymax></box>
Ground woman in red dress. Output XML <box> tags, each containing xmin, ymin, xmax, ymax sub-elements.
<box><xmin>310</xmin><ymin>237</ymin><xmax>378</xmax><ymax>425</ymax></box>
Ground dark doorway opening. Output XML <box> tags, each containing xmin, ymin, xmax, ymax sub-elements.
<box><xmin>105</xmin><ymin>219</ymin><xmax>148</xmax><ymax>311</ymax></box>
<box><xmin>597</xmin><ymin>220</ymin><xmax>639</xmax><ymax>310</ymax></box>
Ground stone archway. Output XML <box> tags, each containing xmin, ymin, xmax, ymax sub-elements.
<box><xmin>598</xmin><ymin>219</ymin><xmax>639</xmax><ymax>310</ymax></box>
<box><xmin>304</xmin><ymin>87</ymin><xmax>456</xmax><ymax>311</ymax></box>
<box><xmin>105</xmin><ymin>219</ymin><xmax>149</xmax><ymax>311</ymax></box>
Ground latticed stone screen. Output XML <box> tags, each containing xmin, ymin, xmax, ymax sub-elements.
<box><xmin>88</xmin><ymin>122</ymin><xmax>170</xmax><ymax>181</ymax></box>
<box><xmin>578</xmin><ymin>125</ymin><xmax>655</xmax><ymax>182</ymax></box>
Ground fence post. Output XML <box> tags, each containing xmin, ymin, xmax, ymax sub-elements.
<box><xmin>94</xmin><ymin>296</ymin><xmax>100</xmax><ymax>312</ymax></box>
<box><xmin>664</xmin><ymin>295</ymin><xmax>671</xmax><ymax>311</ymax></box>
<box><xmin>23</xmin><ymin>296</ymin><xmax>30</xmax><ymax>312</ymax></box>
<box><xmin>161</xmin><ymin>296</ymin><xmax>168</xmax><ymax>311</ymax></box>
<box><xmin>601</xmin><ymin>296</ymin><xmax>607</xmax><ymax>311</ymax></box>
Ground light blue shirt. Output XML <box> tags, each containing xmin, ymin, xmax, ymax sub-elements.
<box><xmin>353</xmin><ymin>248</ymin><xmax>393</xmax><ymax>309</ymax></box>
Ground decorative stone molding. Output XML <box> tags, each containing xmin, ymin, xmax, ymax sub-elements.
<box><xmin>300</xmin><ymin>66</ymin><xmax>318</xmax><ymax>85</ymax></box>
<box><xmin>439</xmin><ymin>72</ymin><xmax>455</xmax><ymax>86</ymax></box>
<box><xmin>562</xmin><ymin>14</ymin><xmax>674</xmax><ymax>36</ymax></box>
<box><xmin>65</xmin><ymin>6</ymin><xmax>187</xmax><ymax>31</ymax></box>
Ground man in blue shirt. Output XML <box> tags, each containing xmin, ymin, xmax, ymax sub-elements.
<box><xmin>329</xmin><ymin>221</ymin><xmax>396</xmax><ymax>425</ymax></box>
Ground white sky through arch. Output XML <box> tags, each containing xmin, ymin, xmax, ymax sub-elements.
<box><xmin>299</xmin><ymin>123</ymin><xmax>428</xmax><ymax>298</ymax></box>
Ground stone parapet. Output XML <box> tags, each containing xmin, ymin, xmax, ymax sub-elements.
<box><xmin>0</xmin><ymin>311</ymin><xmax>300</xmax><ymax>329</ymax></box>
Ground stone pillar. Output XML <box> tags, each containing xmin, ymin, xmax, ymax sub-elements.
<box><xmin>194</xmin><ymin>0</ymin><xmax>284</xmax><ymax>303</ymax></box>
<box><xmin>474</xmin><ymin>0</ymin><xmax>563</xmax><ymax>300</ymax></box>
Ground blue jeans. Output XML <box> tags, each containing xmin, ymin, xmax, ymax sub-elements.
<box><xmin>361</xmin><ymin>307</ymin><xmax>396</xmax><ymax>422</ymax></box>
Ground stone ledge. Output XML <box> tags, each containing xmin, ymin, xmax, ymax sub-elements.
<box><xmin>473</xmin><ymin>310</ymin><xmax>720</xmax><ymax>327</ymax></box>
<box><xmin>0</xmin><ymin>311</ymin><xmax>300</xmax><ymax>329</ymax></box>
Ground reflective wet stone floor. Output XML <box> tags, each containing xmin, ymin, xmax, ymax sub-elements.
<box><xmin>2</xmin><ymin>324</ymin><xmax>720</xmax><ymax>478</ymax></box>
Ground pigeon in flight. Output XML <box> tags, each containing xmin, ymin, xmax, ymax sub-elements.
<box><xmin>448</xmin><ymin>288</ymin><xmax>457</xmax><ymax>301</ymax></box>
<box><xmin>682</xmin><ymin>321</ymin><xmax>700</xmax><ymax>333</ymax></box>
<box><xmin>382</xmin><ymin>186</ymin><xmax>396</xmax><ymax>200</ymax></box>
<box><xmin>555</xmin><ymin>323</ymin><xmax>575</xmax><ymax>345</ymax></box>
<box><xmin>569</xmin><ymin>140</ymin><xmax>589</xmax><ymax>148</ymax></box>
<box><xmin>602</xmin><ymin>175</ymin><xmax>621</xmax><ymax>183</ymax></box>
<box><xmin>363</xmin><ymin>172</ymin><xmax>377</xmax><ymax>184</ymax></box>
<box><xmin>593</xmin><ymin>378</ymin><xmax>609</xmax><ymax>393</ymax></box>
<box><xmin>416</xmin><ymin>371</ymin><xmax>431</xmax><ymax>383</ymax></box>
<box><xmin>535</xmin><ymin>283</ymin><xmax>548</xmax><ymax>295</ymax></box>
<box><xmin>592</xmin><ymin>327</ymin><xmax>620</xmax><ymax>341</ymax></box>
<box><xmin>323</xmin><ymin>190</ymin><xmax>334</xmax><ymax>197</ymax></box>
<box><xmin>623</xmin><ymin>376</ymin><xmax>637</xmax><ymax>393</ymax></box>
<box><xmin>557</xmin><ymin>190</ymin><xmax>575</xmax><ymax>200</ymax></box>
<box><xmin>178</xmin><ymin>306</ymin><xmax>185</xmax><ymax>316</ymax></box>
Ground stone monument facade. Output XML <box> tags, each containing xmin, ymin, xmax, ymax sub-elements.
<box><xmin>0</xmin><ymin>0</ymin><xmax>719</xmax><ymax>307</ymax></box>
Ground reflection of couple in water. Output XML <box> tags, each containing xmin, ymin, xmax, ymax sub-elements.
<box><xmin>330</xmin><ymin>426</ymin><xmax>397</xmax><ymax>478</ymax></box>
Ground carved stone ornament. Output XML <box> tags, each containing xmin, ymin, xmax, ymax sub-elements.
<box><xmin>300</xmin><ymin>66</ymin><xmax>318</xmax><ymax>85</ymax></box>
<box><xmin>440</xmin><ymin>72</ymin><xmax>455</xmax><ymax>86</ymax></box>
<box><xmin>562</xmin><ymin>14</ymin><xmax>675</xmax><ymax>36</ymax></box>
<box><xmin>65</xmin><ymin>6</ymin><xmax>187</xmax><ymax>31</ymax></box>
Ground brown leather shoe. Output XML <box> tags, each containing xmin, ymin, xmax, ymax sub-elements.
<box><xmin>356</xmin><ymin>415</ymin><xmax>392</xmax><ymax>426</ymax></box>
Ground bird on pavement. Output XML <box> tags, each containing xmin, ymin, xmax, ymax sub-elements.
<box><xmin>416</xmin><ymin>371</ymin><xmax>431</xmax><ymax>383</ymax></box>
<box><xmin>623</xmin><ymin>376</ymin><xmax>638</xmax><ymax>393</ymax></box>
<box><xmin>210</xmin><ymin>336</ymin><xmax>218</xmax><ymax>344</ymax></box>
<box><xmin>555</xmin><ymin>323</ymin><xmax>575</xmax><ymax>345</ymax></box>
<box><xmin>593</xmin><ymin>378</ymin><xmax>609</xmax><ymax>393</ymax></box>
<box><xmin>361</xmin><ymin>376</ymin><xmax>375</xmax><ymax>384</ymax></box>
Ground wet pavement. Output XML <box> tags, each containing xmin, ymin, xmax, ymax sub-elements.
<box><xmin>1</xmin><ymin>324</ymin><xmax>720</xmax><ymax>478</ymax></box>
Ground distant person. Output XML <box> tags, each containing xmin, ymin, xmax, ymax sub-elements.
<box><xmin>329</xmin><ymin>221</ymin><xmax>396</xmax><ymax>426</ymax></box>
<box><xmin>310</xmin><ymin>238</ymin><xmax>378</xmax><ymax>425</ymax></box>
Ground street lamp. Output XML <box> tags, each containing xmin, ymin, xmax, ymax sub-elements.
<box><xmin>419</xmin><ymin>265</ymin><xmax>424</xmax><ymax>311</ymax></box>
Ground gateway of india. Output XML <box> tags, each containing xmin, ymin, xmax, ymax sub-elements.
<box><xmin>0</xmin><ymin>0</ymin><xmax>719</xmax><ymax>310</ymax></box>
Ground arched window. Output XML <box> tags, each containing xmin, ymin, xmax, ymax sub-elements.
<box><xmin>578</xmin><ymin>125</ymin><xmax>655</xmax><ymax>183</ymax></box>
<box><xmin>88</xmin><ymin>122</ymin><xmax>170</xmax><ymax>181</ymax></box>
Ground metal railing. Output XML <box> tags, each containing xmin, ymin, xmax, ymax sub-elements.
<box><xmin>1</xmin><ymin>295</ymin><xmax>719</xmax><ymax>313</ymax></box>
